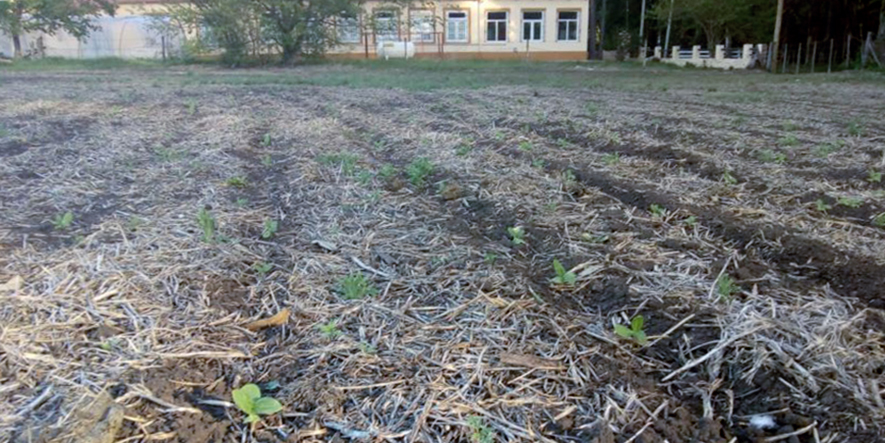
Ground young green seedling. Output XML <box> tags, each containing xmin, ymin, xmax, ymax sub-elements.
<box><xmin>52</xmin><ymin>211</ymin><xmax>74</xmax><ymax>230</ymax></box>
<box><xmin>614</xmin><ymin>315</ymin><xmax>648</xmax><ymax>345</ymax></box>
<box><xmin>225</xmin><ymin>176</ymin><xmax>248</xmax><ymax>188</ymax></box>
<box><xmin>716</xmin><ymin>275</ymin><xmax>740</xmax><ymax>301</ymax></box>
<box><xmin>337</xmin><ymin>272</ymin><xmax>378</xmax><ymax>300</ymax></box>
<box><xmin>507</xmin><ymin>226</ymin><xmax>525</xmax><ymax>246</ymax></box>
<box><xmin>196</xmin><ymin>208</ymin><xmax>216</xmax><ymax>243</ymax></box>
<box><xmin>407</xmin><ymin>158</ymin><xmax>434</xmax><ymax>187</ymax></box>
<box><xmin>261</xmin><ymin>219</ymin><xmax>278</xmax><ymax>239</ymax></box>
<box><xmin>814</xmin><ymin>199</ymin><xmax>832</xmax><ymax>213</ymax></box>
<box><xmin>874</xmin><ymin>213</ymin><xmax>885</xmax><ymax>227</ymax></box>
<box><xmin>868</xmin><ymin>170</ymin><xmax>882</xmax><ymax>183</ymax></box>
<box><xmin>649</xmin><ymin>204</ymin><xmax>666</xmax><ymax>218</ymax></box>
<box><xmin>231</xmin><ymin>383</ymin><xmax>283</xmax><ymax>425</ymax></box>
<box><xmin>721</xmin><ymin>171</ymin><xmax>738</xmax><ymax>185</ymax></box>
<box><xmin>467</xmin><ymin>416</ymin><xmax>496</xmax><ymax>443</ymax></box>
<box><xmin>551</xmin><ymin>259</ymin><xmax>576</xmax><ymax>286</ymax></box>
<box><xmin>317</xmin><ymin>319</ymin><xmax>342</xmax><ymax>339</ymax></box>
<box><xmin>837</xmin><ymin>196</ymin><xmax>863</xmax><ymax>208</ymax></box>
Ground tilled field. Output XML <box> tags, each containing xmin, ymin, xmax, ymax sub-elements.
<box><xmin>1</xmin><ymin>64</ymin><xmax>885</xmax><ymax>443</ymax></box>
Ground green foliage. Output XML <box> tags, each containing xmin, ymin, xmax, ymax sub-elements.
<box><xmin>357</xmin><ymin>170</ymin><xmax>373</xmax><ymax>186</ymax></box>
<box><xmin>683</xmin><ymin>215</ymin><xmax>698</xmax><ymax>227</ymax></box>
<box><xmin>196</xmin><ymin>208</ymin><xmax>216</xmax><ymax>243</ymax></box>
<box><xmin>261</xmin><ymin>218</ymin><xmax>278</xmax><ymax>239</ymax></box>
<box><xmin>378</xmin><ymin>164</ymin><xmax>397</xmax><ymax>179</ymax></box>
<box><xmin>337</xmin><ymin>272</ymin><xmax>378</xmax><ymax>300</ymax></box>
<box><xmin>253</xmin><ymin>262</ymin><xmax>273</xmax><ymax>277</ymax></box>
<box><xmin>261</xmin><ymin>154</ymin><xmax>273</xmax><ymax>167</ymax></box>
<box><xmin>814</xmin><ymin>199</ymin><xmax>832</xmax><ymax>213</ymax></box>
<box><xmin>507</xmin><ymin>226</ymin><xmax>525</xmax><ymax>246</ymax></box>
<box><xmin>518</xmin><ymin>141</ymin><xmax>533</xmax><ymax>152</ymax></box>
<box><xmin>260</xmin><ymin>133</ymin><xmax>272</xmax><ymax>147</ymax></box>
<box><xmin>456</xmin><ymin>145</ymin><xmax>472</xmax><ymax>156</ymax></box>
<box><xmin>317</xmin><ymin>152</ymin><xmax>359</xmax><ymax>176</ymax></box>
<box><xmin>868</xmin><ymin>170</ymin><xmax>882</xmax><ymax>183</ymax></box>
<box><xmin>317</xmin><ymin>319</ymin><xmax>342</xmax><ymax>339</ymax></box>
<box><xmin>51</xmin><ymin>211</ymin><xmax>74</xmax><ymax>230</ymax></box>
<box><xmin>467</xmin><ymin>416</ymin><xmax>496</xmax><ymax>443</ymax></box>
<box><xmin>407</xmin><ymin>158</ymin><xmax>434</xmax><ymax>188</ymax></box>
<box><xmin>225</xmin><ymin>176</ymin><xmax>248</xmax><ymax>187</ymax></box>
<box><xmin>721</xmin><ymin>170</ymin><xmax>737</xmax><ymax>185</ymax></box>
<box><xmin>651</xmin><ymin>0</ymin><xmax>775</xmax><ymax>49</ymax></box>
<box><xmin>186</xmin><ymin>99</ymin><xmax>197</xmax><ymax>116</ymax></box>
<box><xmin>874</xmin><ymin>213</ymin><xmax>885</xmax><ymax>227</ymax></box>
<box><xmin>778</xmin><ymin>134</ymin><xmax>799</xmax><ymax>147</ymax></box>
<box><xmin>235</xmin><ymin>197</ymin><xmax>249</xmax><ymax>207</ymax></box>
<box><xmin>531</xmin><ymin>159</ymin><xmax>546</xmax><ymax>169</ymax></box>
<box><xmin>602</xmin><ymin>152</ymin><xmax>620</xmax><ymax>165</ymax></box>
<box><xmin>551</xmin><ymin>259</ymin><xmax>576</xmax><ymax>286</ymax></box>
<box><xmin>358</xmin><ymin>341</ymin><xmax>377</xmax><ymax>355</ymax></box>
<box><xmin>649</xmin><ymin>204</ymin><xmax>666</xmax><ymax>218</ymax></box>
<box><xmin>0</xmin><ymin>0</ymin><xmax>116</xmax><ymax>58</ymax></box>
<box><xmin>232</xmin><ymin>383</ymin><xmax>283</xmax><ymax>424</ymax></box>
<box><xmin>716</xmin><ymin>275</ymin><xmax>739</xmax><ymax>301</ymax></box>
<box><xmin>483</xmin><ymin>252</ymin><xmax>498</xmax><ymax>265</ymax></box>
<box><xmin>813</xmin><ymin>142</ymin><xmax>840</xmax><ymax>158</ymax></box>
<box><xmin>614</xmin><ymin>315</ymin><xmax>648</xmax><ymax>345</ymax></box>
<box><xmin>847</xmin><ymin>120</ymin><xmax>864</xmax><ymax>137</ymax></box>
<box><xmin>837</xmin><ymin>196</ymin><xmax>863</xmax><ymax>208</ymax></box>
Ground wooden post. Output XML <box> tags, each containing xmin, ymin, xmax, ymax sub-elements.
<box><xmin>828</xmin><ymin>38</ymin><xmax>834</xmax><ymax>73</ymax></box>
<box><xmin>846</xmin><ymin>33</ymin><xmax>851</xmax><ymax>68</ymax></box>
<box><xmin>811</xmin><ymin>41</ymin><xmax>817</xmax><ymax>72</ymax></box>
<box><xmin>796</xmin><ymin>43</ymin><xmax>801</xmax><ymax>74</ymax></box>
<box><xmin>771</xmin><ymin>0</ymin><xmax>785</xmax><ymax>72</ymax></box>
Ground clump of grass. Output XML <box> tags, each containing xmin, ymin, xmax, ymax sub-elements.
<box><xmin>261</xmin><ymin>219</ymin><xmax>278</xmax><ymax>239</ymax></box>
<box><xmin>550</xmin><ymin>259</ymin><xmax>576</xmax><ymax>286</ymax></box>
<box><xmin>778</xmin><ymin>134</ymin><xmax>799</xmax><ymax>147</ymax></box>
<box><xmin>317</xmin><ymin>152</ymin><xmax>359</xmax><ymax>176</ymax></box>
<box><xmin>602</xmin><ymin>152</ymin><xmax>620</xmax><ymax>165</ymax></box>
<box><xmin>317</xmin><ymin>319</ymin><xmax>342</xmax><ymax>339</ymax></box>
<box><xmin>716</xmin><ymin>275</ymin><xmax>740</xmax><ymax>301</ymax></box>
<box><xmin>837</xmin><ymin>196</ymin><xmax>863</xmax><ymax>208</ymax></box>
<box><xmin>467</xmin><ymin>416</ymin><xmax>496</xmax><ymax>443</ymax></box>
<box><xmin>407</xmin><ymin>157</ymin><xmax>434</xmax><ymax>187</ymax></box>
<box><xmin>378</xmin><ymin>164</ymin><xmax>397</xmax><ymax>180</ymax></box>
<box><xmin>614</xmin><ymin>316</ymin><xmax>648</xmax><ymax>345</ymax></box>
<box><xmin>52</xmin><ymin>211</ymin><xmax>74</xmax><ymax>230</ymax></box>
<box><xmin>507</xmin><ymin>226</ymin><xmax>525</xmax><ymax>246</ymax></box>
<box><xmin>721</xmin><ymin>170</ymin><xmax>737</xmax><ymax>185</ymax></box>
<box><xmin>337</xmin><ymin>272</ymin><xmax>378</xmax><ymax>300</ymax></box>
<box><xmin>225</xmin><ymin>176</ymin><xmax>248</xmax><ymax>188</ymax></box>
<box><xmin>196</xmin><ymin>207</ymin><xmax>216</xmax><ymax>243</ymax></box>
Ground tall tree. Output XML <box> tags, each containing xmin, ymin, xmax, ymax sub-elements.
<box><xmin>652</xmin><ymin>0</ymin><xmax>774</xmax><ymax>48</ymax></box>
<box><xmin>0</xmin><ymin>0</ymin><xmax>115</xmax><ymax>58</ymax></box>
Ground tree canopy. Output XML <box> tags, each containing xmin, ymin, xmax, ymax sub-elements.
<box><xmin>0</xmin><ymin>0</ymin><xmax>115</xmax><ymax>57</ymax></box>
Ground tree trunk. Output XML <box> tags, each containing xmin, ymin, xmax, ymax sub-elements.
<box><xmin>772</xmin><ymin>0</ymin><xmax>785</xmax><ymax>72</ymax></box>
<box><xmin>878</xmin><ymin>0</ymin><xmax>885</xmax><ymax>40</ymax></box>
<box><xmin>588</xmin><ymin>0</ymin><xmax>597</xmax><ymax>59</ymax></box>
<box><xmin>12</xmin><ymin>34</ymin><xmax>22</xmax><ymax>59</ymax></box>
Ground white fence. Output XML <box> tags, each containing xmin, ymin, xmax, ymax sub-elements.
<box><xmin>0</xmin><ymin>16</ymin><xmax>180</xmax><ymax>59</ymax></box>
<box><xmin>653</xmin><ymin>44</ymin><xmax>767</xmax><ymax>70</ymax></box>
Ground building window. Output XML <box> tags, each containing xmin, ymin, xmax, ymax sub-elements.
<box><xmin>486</xmin><ymin>11</ymin><xmax>508</xmax><ymax>42</ymax></box>
<box><xmin>410</xmin><ymin>10</ymin><xmax>435</xmax><ymax>43</ymax></box>
<box><xmin>446</xmin><ymin>10</ymin><xmax>468</xmax><ymax>43</ymax></box>
<box><xmin>338</xmin><ymin>17</ymin><xmax>360</xmax><ymax>43</ymax></box>
<box><xmin>557</xmin><ymin>11</ymin><xmax>579</xmax><ymax>41</ymax></box>
<box><xmin>522</xmin><ymin>11</ymin><xmax>544</xmax><ymax>42</ymax></box>
<box><xmin>375</xmin><ymin>10</ymin><xmax>399</xmax><ymax>42</ymax></box>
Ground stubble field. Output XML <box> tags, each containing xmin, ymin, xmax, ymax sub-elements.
<box><xmin>1</xmin><ymin>61</ymin><xmax>885</xmax><ymax>443</ymax></box>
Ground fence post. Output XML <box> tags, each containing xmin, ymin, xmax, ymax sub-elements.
<box><xmin>811</xmin><ymin>41</ymin><xmax>817</xmax><ymax>73</ymax></box>
<box><xmin>654</xmin><ymin>46</ymin><xmax>662</xmax><ymax>59</ymax></box>
<box><xmin>795</xmin><ymin>43</ymin><xmax>801</xmax><ymax>74</ymax></box>
<box><xmin>782</xmin><ymin>44</ymin><xmax>788</xmax><ymax>73</ymax></box>
<box><xmin>715</xmin><ymin>44</ymin><xmax>725</xmax><ymax>60</ymax></box>
<box><xmin>828</xmin><ymin>39</ymin><xmax>833</xmax><ymax>73</ymax></box>
<box><xmin>671</xmin><ymin>46</ymin><xmax>679</xmax><ymax>60</ymax></box>
<box><xmin>692</xmin><ymin>45</ymin><xmax>700</xmax><ymax>60</ymax></box>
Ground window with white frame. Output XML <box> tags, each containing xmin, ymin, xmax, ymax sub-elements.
<box><xmin>410</xmin><ymin>10</ymin><xmax>435</xmax><ymax>42</ymax></box>
<box><xmin>522</xmin><ymin>11</ymin><xmax>544</xmax><ymax>42</ymax></box>
<box><xmin>446</xmin><ymin>10</ymin><xmax>468</xmax><ymax>43</ymax></box>
<box><xmin>486</xmin><ymin>11</ymin><xmax>508</xmax><ymax>42</ymax></box>
<box><xmin>557</xmin><ymin>11</ymin><xmax>579</xmax><ymax>41</ymax></box>
<box><xmin>374</xmin><ymin>10</ymin><xmax>399</xmax><ymax>42</ymax></box>
<box><xmin>338</xmin><ymin>16</ymin><xmax>360</xmax><ymax>43</ymax></box>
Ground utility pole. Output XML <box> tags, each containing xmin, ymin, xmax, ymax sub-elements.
<box><xmin>664</xmin><ymin>0</ymin><xmax>674</xmax><ymax>57</ymax></box>
<box><xmin>771</xmin><ymin>0</ymin><xmax>784</xmax><ymax>72</ymax></box>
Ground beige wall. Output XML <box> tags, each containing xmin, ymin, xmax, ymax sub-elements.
<box><xmin>333</xmin><ymin>0</ymin><xmax>588</xmax><ymax>60</ymax></box>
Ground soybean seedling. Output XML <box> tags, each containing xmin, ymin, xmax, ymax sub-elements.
<box><xmin>649</xmin><ymin>204</ymin><xmax>666</xmax><ymax>218</ymax></box>
<box><xmin>837</xmin><ymin>196</ymin><xmax>863</xmax><ymax>208</ymax></box>
<box><xmin>550</xmin><ymin>259</ymin><xmax>576</xmax><ymax>286</ymax></box>
<box><xmin>407</xmin><ymin>158</ymin><xmax>434</xmax><ymax>188</ymax></box>
<box><xmin>253</xmin><ymin>262</ymin><xmax>273</xmax><ymax>277</ymax></box>
<box><xmin>868</xmin><ymin>170</ymin><xmax>882</xmax><ymax>183</ymax></box>
<box><xmin>337</xmin><ymin>272</ymin><xmax>378</xmax><ymax>300</ymax></box>
<box><xmin>602</xmin><ymin>152</ymin><xmax>620</xmax><ymax>165</ymax></box>
<box><xmin>814</xmin><ymin>199</ymin><xmax>832</xmax><ymax>213</ymax></box>
<box><xmin>467</xmin><ymin>416</ymin><xmax>496</xmax><ymax>443</ymax></box>
<box><xmin>614</xmin><ymin>315</ymin><xmax>648</xmax><ymax>345</ymax></box>
<box><xmin>261</xmin><ymin>219</ymin><xmax>278</xmax><ymax>239</ymax></box>
<box><xmin>52</xmin><ymin>211</ymin><xmax>74</xmax><ymax>230</ymax></box>
<box><xmin>225</xmin><ymin>176</ymin><xmax>248</xmax><ymax>188</ymax></box>
<box><xmin>231</xmin><ymin>383</ymin><xmax>283</xmax><ymax>425</ymax></box>
<box><xmin>721</xmin><ymin>171</ymin><xmax>738</xmax><ymax>185</ymax></box>
<box><xmin>874</xmin><ymin>213</ymin><xmax>885</xmax><ymax>227</ymax></box>
<box><xmin>716</xmin><ymin>275</ymin><xmax>740</xmax><ymax>301</ymax></box>
<box><xmin>317</xmin><ymin>319</ymin><xmax>342</xmax><ymax>339</ymax></box>
<box><xmin>507</xmin><ymin>226</ymin><xmax>526</xmax><ymax>246</ymax></box>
